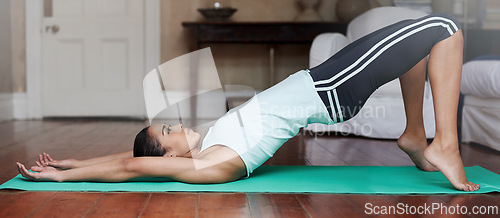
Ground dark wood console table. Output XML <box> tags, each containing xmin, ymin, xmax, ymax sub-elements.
<box><xmin>182</xmin><ymin>21</ymin><xmax>347</xmax><ymax>48</ymax></box>
<box><xmin>181</xmin><ymin>21</ymin><xmax>347</xmax><ymax>126</ymax></box>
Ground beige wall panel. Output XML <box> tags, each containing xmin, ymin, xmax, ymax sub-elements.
<box><xmin>161</xmin><ymin>0</ymin><xmax>340</xmax><ymax>91</ymax></box>
<box><xmin>11</xmin><ymin>0</ymin><xmax>26</xmax><ymax>93</ymax></box>
<box><xmin>0</xmin><ymin>0</ymin><xmax>13</xmax><ymax>93</ymax></box>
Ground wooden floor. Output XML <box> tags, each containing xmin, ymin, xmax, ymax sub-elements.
<box><xmin>0</xmin><ymin>120</ymin><xmax>498</xmax><ymax>217</ymax></box>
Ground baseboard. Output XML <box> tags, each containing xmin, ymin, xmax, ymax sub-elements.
<box><xmin>4</xmin><ymin>90</ymin><xmax>254</xmax><ymax>121</ymax></box>
<box><xmin>0</xmin><ymin>93</ymin><xmax>14</xmax><ymax>122</ymax></box>
<box><xmin>13</xmin><ymin>92</ymin><xmax>27</xmax><ymax>120</ymax></box>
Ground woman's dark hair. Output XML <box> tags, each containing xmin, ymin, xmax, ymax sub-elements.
<box><xmin>133</xmin><ymin>126</ymin><xmax>166</xmax><ymax>157</ymax></box>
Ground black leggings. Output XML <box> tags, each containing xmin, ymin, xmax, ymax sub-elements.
<box><xmin>308</xmin><ymin>13</ymin><xmax>461</xmax><ymax>124</ymax></box>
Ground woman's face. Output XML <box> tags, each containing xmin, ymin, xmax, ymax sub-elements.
<box><xmin>148</xmin><ymin>123</ymin><xmax>201</xmax><ymax>158</ymax></box>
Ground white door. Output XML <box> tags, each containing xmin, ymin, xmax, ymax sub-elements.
<box><xmin>42</xmin><ymin>0</ymin><xmax>144</xmax><ymax>117</ymax></box>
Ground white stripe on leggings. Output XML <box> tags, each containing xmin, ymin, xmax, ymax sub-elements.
<box><xmin>313</xmin><ymin>16</ymin><xmax>458</xmax><ymax>87</ymax></box>
<box><xmin>332</xmin><ymin>89</ymin><xmax>343</xmax><ymax>123</ymax></box>
<box><xmin>327</xmin><ymin>90</ymin><xmax>337</xmax><ymax>123</ymax></box>
<box><xmin>315</xmin><ymin>22</ymin><xmax>454</xmax><ymax>92</ymax></box>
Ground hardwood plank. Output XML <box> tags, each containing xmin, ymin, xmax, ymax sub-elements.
<box><xmin>391</xmin><ymin>195</ymin><xmax>470</xmax><ymax>217</ymax></box>
<box><xmin>261</xmin><ymin>158</ymin><xmax>275</xmax><ymax>166</ymax></box>
<box><xmin>1</xmin><ymin>120</ymin><xmax>499</xmax><ymax>218</ymax></box>
<box><xmin>0</xmin><ymin>121</ymin><xmax>31</xmax><ymax>147</ymax></box>
<box><xmin>312</xmin><ymin>136</ymin><xmax>385</xmax><ymax>166</ymax></box>
<box><xmin>140</xmin><ymin>192</ymin><xmax>197</xmax><ymax>217</ymax></box>
<box><xmin>1</xmin><ymin>121</ymin><xmax>99</xmax><ymax>163</ymax></box>
<box><xmin>0</xmin><ymin>146</ymin><xmax>35</xmax><ymax>178</ymax></box>
<box><xmin>302</xmin><ymin>138</ymin><xmax>348</xmax><ymax>166</ymax></box>
<box><xmin>29</xmin><ymin>192</ymin><xmax>102</xmax><ymax>218</ymax></box>
<box><xmin>460</xmin><ymin>143</ymin><xmax>500</xmax><ymax>174</ymax></box>
<box><xmin>297</xmin><ymin>194</ymin><xmax>365</xmax><ymax>217</ymax></box>
<box><xmin>197</xmin><ymin>193</ymin><xmax>251</xmax><ymax>218</ymax></box>
<box><xmin>10</xmin><ymin>121</ymin><xmax>93</xmax><ymax>150</ymax></box>
<box><xmin>0</xmin><ymin>177</ymin><xmax>10</xmax><ymax>185</ymax></box>
<box><xmin>274</xmin><ymin>141</ymin><xmax>307</xmax><ymax>159</ymax></box>
<box><xmin>84</xmin><ymin>192</ymin><xmax>150</xmax><ymax>218</ymax></box>
<box><xmin>437</xmin><ymin>194</ymin><xmax>500</xmax><ymax>217</ymax></box>
<box><xmin>271</xmin><ymin>157</ymin><xmax>311</xmax><ymax>166</ymax></box>
<box><xmin>0</xmin><ymin>120</ymin><xmax>70</xmax><ymax>148</ymax></box>
<box><xmin>77</xmin><ymin>121</ymin><xmax>143</xmax><ymax>152</ymax></box>
<box><xmin>348</xmin><ymin>139</ymin><xmax>415</xmax><ymax>166</ymax></box>
<box><xmin>0</xmin><ymin>191</ymin><xmax>56</xmax><ymax>217</ymax></box>
<box><xmin>70</xmin><ymin>122</ymin><xmax>135</xmax><ymax>160</ymax></box>
<box><xmin>247</xmin><ymin>194</ymin><xmax>308</xmax><ymax>218</ymax></box>
<box><xmin>0</xmin><ymin>122</ymin><xmax>113</xmax><ymax>179</ymax></box>
<box><xmin>346</xmin><ymin>194</ymin><xmax>400</xmax><ymax>217</ymax></box>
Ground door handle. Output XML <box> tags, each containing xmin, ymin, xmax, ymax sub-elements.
<box><xmin>45</xmin><ymin>25</ymin><xmax>60</xmax><ymax>34</ymax></box>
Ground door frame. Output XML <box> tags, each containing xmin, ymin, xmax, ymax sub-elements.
<box><xmin>25</xmin><ymin>0</ymin><xmax>160</xmax><ymax>119</ymax></box>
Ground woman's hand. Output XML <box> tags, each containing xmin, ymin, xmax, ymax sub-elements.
<box><xmin>36</xmin><ymin>153</ymin><xmax>76</xmax><ymax>170</ymax></box>
<box><xmin>16</xmin><ymin>162</ymin><xmax>61</xmax><ymax>182</ymax></box>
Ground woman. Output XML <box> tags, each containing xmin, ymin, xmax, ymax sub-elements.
<box><xmin>17</xmin><ymin>13</ymin><xmax>480</xmax><ymax>191</ymax></box>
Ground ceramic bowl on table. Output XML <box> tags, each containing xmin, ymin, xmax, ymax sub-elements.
<box><xmin>197</xmin><ymin>8</ymin><xmax>237</xmax><ymax>21</ymax></box>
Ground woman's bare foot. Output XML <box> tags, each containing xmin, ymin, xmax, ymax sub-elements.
<box><xmin>424</xmin><ymin>140</ymin><xmax>480</xmax><ymax>191</ymax></box>
<box><xmin>398</xmin><ymin>133</ymin><xmax>438</xmax><ymax>172</ymax></box>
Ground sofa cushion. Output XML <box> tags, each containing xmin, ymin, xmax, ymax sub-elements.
<box><xmin>461</xmin><ymin>60</ymin><xmax>500</xmax><ymax>98</ymax></box>
<box><xmin>347</xmin><ymin>7</ymin><xmax>427</xmax><ymax>42</ymax></box>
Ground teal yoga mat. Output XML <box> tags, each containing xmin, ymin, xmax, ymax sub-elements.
<box><xmin>1</xmin><ymin>166</ymin><xmax>499</xmax><ymax>194</ymax></box>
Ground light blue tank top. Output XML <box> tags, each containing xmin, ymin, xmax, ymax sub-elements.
<box><xmin>200</xmin><ymin>70</ymin><xmax>332</xmax><ymax>177</ymax></box>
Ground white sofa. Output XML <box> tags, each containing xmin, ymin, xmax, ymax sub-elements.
<box><xmin>306</xmin><ymin>7</ymin><xmax>436</xmax><ymax>139</ymax></box>
<box><xmin>461</xmin><ymin>59</ymin><xmax>500</xmax><ymax>151</ymax></box>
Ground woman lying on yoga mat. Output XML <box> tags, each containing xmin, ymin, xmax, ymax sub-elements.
<box><xmin>17</xmin><ymin>13</ymin><xmax>480</xmax><ymax>191</ymax></box>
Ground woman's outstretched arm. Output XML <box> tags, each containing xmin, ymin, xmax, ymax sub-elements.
<box><xmin>37</xmin><ymin>151</ymin><xmax>133</xmax><ymax>169</ymax></box>
<box><xmin>17</xmin><ymin>156</ymin><xmax>245</xmax><ymax>184</ymax></box>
